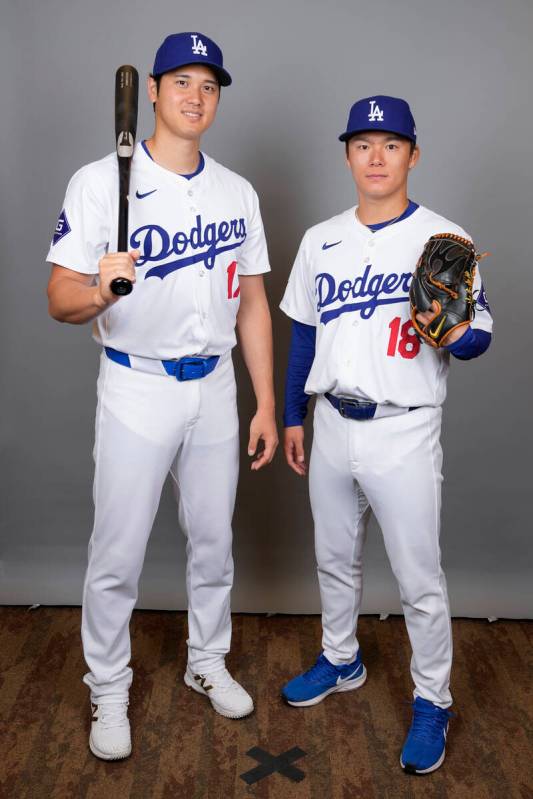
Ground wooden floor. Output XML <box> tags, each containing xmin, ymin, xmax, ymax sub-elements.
<box><xmin>0</xmin><ymin>608</ymin><xmax>531</xmax><ymax>798</ymax></box>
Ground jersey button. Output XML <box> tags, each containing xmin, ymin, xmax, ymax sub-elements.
<box><xmin>198</xmin><ymin>269</ymin><xmax>206</xmax><ymax>277</ymax></box>
<box><xmin>187</xmin><ymin>189</ymin><xmax>194</xmax><ymax>197</ymax></box>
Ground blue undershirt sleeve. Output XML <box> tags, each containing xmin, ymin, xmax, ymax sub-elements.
<box><xmin>283</xmin><ymin>320</ymin><xmax>317</xmax><ymax>427</ymax></box>
<box><xmin>445</xmin><ymin>326</ymin><xmax>492</xmax><ymax>360</ymax></box>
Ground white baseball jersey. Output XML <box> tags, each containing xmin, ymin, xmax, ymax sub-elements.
<box><xmin>280</xmin><ymin>205</ymin><xmax>493</xmax><ymax>407</ymax></box>
<box><xmin>47</xmin><ymin>143</ymin><xmax>270</xmax><ymax>359</ymax></box>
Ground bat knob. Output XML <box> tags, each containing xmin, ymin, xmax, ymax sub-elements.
<box><xmin>110</xmin><ymin>277</ymin><xmax>133</xmax><ymax>296</ymax></box>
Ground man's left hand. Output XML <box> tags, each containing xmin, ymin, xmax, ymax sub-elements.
<box><xmin>247</xmin><ymin>409</ymin><xmax>278</xmax><ymax>471</ymax></box>
<box><xmin>416</xmin><ymin>300</ymin><xmax>469</xmax><ymax>346</ymax></box>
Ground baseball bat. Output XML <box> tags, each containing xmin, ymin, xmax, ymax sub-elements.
<box><xmin>110</xmin><ymin>64</ymin><xmax>139</xmax><ymax>296</ymax></box>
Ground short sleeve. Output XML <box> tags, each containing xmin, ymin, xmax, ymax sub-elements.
<box><xmin>46</xmin><ymin>166</ymin><xmax>112</xmax><ymax>274</ymax></box>
<box><xmin>237</xmin><ymin>188</ymin><xmax>270</xmax><ymax>276</ymax></box>
<box><xmin>279</xmin><ymin>233</ymin><xmax>316</xmax><ymax>326</ymax></box>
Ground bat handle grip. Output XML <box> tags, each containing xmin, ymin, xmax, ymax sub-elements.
<box><xmin>110</xmin><ymin>277</ymin><xmax>133</xmax><ymax>296</ymax></box>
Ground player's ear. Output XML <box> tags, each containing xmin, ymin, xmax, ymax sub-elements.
<box><xmin>344</xmin><ymin>139</ymin><xmax>352</xmax><ymax>169</ymax></box>
<box><xmin>147</xmin><ymin>74</ymin><xmax>158</xmax><ymax>105</ymax></box>
<box><xmin>408</xmin><ymin>145</ymin><xmax>420</xmax><ymax>170</ymax></box>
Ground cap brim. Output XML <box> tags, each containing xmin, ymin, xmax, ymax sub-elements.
<box><xmin>153</xmin><ymin>60</ymin><xmax>232</xmax><ymax>86</ymax></box>
<box><xmin>209</xmin><ymin>64</ymin><xmax>232</xmax><ymax>86</ymax></box>
<box><xmin>339</xmin><ymin>127</ymin><xmax>416</xmax><ymax>143</ymax></box>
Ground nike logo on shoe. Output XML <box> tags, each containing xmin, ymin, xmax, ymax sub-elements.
<box><xmin>322</xmin><ymin>240</ymin><xmax>342</xmax><ymax>250</ymax></box>
<box><xmin>336</xmin><ymin>665</ymin><xmax>361</xmax><ymax>685</ymax></box>
<box><xmin>135</xmin><ymin>189</ymin><xmax>157</xmax><ymax>199</ymax></box>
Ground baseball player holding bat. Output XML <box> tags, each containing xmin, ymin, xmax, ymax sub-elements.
<box><xmin>279</xmin><ymin>96</ymin><xmax>493</xmax><ymax>774</ymax></box>
<box><xmin>47</xmin><ymin>32</ymin><xmax>277</xmax><ymax>760</ymax></box>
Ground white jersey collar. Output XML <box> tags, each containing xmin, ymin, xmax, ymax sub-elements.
<box><xmin>351</xmin><ymin>204</ymin><xmax>422</xmax><ymax>239</ymax></box>
<box><xmin>136</xmin><ymin>141</ymin><xmax>210</xmax><ymax>184</ymax></box>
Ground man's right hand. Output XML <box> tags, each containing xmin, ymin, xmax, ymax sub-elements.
<box><xmin>97</xmin><ymin>250</ymin><xmax>140</xmax><ymax>306</ymax></box>
<box><xmin>284</xmin><ymin>425</ymin><xmax>307</xmax><ymax>476</ymax></box>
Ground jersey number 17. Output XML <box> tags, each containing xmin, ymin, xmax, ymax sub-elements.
<box><xmin>227</xmin><ymin>261</ymin><xmax>240</xmax><ymax>299</ymax></box>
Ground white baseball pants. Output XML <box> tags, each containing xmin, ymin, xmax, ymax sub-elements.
<box><xmin>309</xmin><ymin>396</ymin><xmax>452</xmax><ymax>708</ymax></box>
<box><xmin>81</xmin><ymin>352</ymin><xmax>239</xmax><ymax>703</ymax></box>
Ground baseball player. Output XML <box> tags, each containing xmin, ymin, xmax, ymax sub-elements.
<box><xmin>279</xmin><ymin>96</ymin><xmax>492</xmax><ymax>774</ymax></box>
<box><xmin>46</xmin><ymin>32</ymin><xmax>277</xmax><ymax>760</ymax></box>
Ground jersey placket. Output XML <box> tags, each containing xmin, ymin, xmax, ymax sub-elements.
<box><xmin>341</xmin><ymin>229</ymin><xmax>371</xmax><ymax>379</ymax></box>
<box><xmin>186</xmin><ymin>179</ymin><xmax>211</xmax><ymax>353</ymax></box>
<box><xmin>362</xmin><ymin>234</ymin><xmax>375</xmax><ymax>264</ymax></box>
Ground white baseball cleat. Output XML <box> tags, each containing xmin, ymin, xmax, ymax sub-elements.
<box><xmin>184</xmin><ymin>666</ymin><xmax>254</xmax><ymax>719</ymax></box>
<box><xmin>89</xmin><ymin>701</ymin><xmax>132</xmax><ymax>760</ymax></box>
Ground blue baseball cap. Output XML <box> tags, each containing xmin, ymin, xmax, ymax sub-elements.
<box><xmin>152</xmin><ymin>32</ymin><xmax>232</xmax><ymax>86</ymax></box>
<box><xmin>339</xmin><ymin>95</ymin><xmax>416</xmax><ymax>143</ymax></box>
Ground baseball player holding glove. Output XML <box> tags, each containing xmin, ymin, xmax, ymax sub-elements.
<box><xmin>47</xmin><ymin>32</ymin><xmax>277</xmax><ymax>760</ymax></box>
<box><xmin>279</xmin><ymin>95</ymin><xmax>492</xmax><ymax>775</ymax></box>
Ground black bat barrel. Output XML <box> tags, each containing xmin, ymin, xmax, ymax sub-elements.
<box><xmin>111</xmin><ymin>65</ymin><xmax>139</xmax><ymax>296</ymax></box>
<box><xmin>115</xmin><ymin>65</ymin><xmax>139</xmax><ymax>151</ymax></box>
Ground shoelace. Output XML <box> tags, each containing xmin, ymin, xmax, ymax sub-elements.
<box><xmin>199</xmin><ymin>669</ymin><xmax>236</xmax><ymax>692</ymax></box>
<box><xmin>409</xmin><ymin>703</ymin><xmax>453</xmax><ymax>744</ymax></box>
<box><xmin>98</xmin><ymin>703</ymin><xmax>129</xmax><ymax>729</ymax></box>
<box><xmin>302</xmin><ymin>654</ymin><xmax>342</xmax><ymax>684</ymax></box>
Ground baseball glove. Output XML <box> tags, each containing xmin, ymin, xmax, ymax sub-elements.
<box><xmin>409</xmin><ymin>233</ymin><xmax>481</xmax><ymax>348</ymax></box>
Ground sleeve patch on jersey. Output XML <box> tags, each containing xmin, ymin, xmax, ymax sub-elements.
<box><xmin>475</xmin><ymin>282</ymin><xmax>491</xmax><ymax>313</ymax></box>
<box><xmin>52</xmin><ymin>209</ymin><xmax>71</xmax><ymax>245</ymax></box>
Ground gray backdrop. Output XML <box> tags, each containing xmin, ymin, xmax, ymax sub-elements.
<box><xmin>2</xmin><ymin>0</ymin><xmax>531</xmax><ymax>617</ymax></box>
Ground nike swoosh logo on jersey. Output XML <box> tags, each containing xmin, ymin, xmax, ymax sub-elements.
<box><xmin>322</xmin><ymin>240</ymin><xmax>342</xmax><ymax>250</ymax></box>
<box><xmin>135</xmin><ymin>189</ymin><xmax>157</xmax><ymax>199</ymax></box>
<box><xmin>336</xmin><ymin>665</ymin><xmax>361</xmax><ymax>685</ymax></box>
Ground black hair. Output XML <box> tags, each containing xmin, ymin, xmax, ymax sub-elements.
<box><xmin>150</xmin><ymin>73</ymin><xmax>162</xmax><ymax>112</ymax></box>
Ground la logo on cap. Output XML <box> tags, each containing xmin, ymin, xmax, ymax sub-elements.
<box><xmin>191</xmin><ymin>34</ymin><xmax>208</xmax><ymax>56</ymax></box>
<box><xmin>368</xmin><ymin>100</ymin><xmax>384</xmax><ymax>122</ymax></box>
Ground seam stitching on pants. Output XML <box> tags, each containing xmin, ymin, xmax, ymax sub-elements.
<box><xmin>427</xmin><ymin>406</ymin><xmax>453</xmax><ymax>702</ymax></box>
<box><xmin>349</xmin><ymin>483</ymin><xmax>368</xmax><ymax>660</ymax></box>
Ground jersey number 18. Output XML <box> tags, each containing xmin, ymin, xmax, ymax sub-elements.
<box><xmin>387</xmin><ymin>317</ymin><xmax>420</xmax><ymax>359</ymax></box>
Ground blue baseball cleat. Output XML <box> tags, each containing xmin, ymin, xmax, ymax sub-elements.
<box><xmin>282</xmin><ymin>651</ymin><xmax>367</xmax><ymax>707</ymax></box>
<box><xmin>400</xmin><ymin>696</ymin><xmax>453</xmax><ymax>774</ymax></box>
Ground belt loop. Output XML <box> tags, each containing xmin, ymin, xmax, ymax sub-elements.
<box><xmin>338</xmin><ymin>399</ymin><xmax>349</xmax><ymax>418</ymax></box>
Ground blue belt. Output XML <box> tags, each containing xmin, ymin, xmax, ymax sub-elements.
<box><xmin>105</xmin><ymin>347</ymin><xmax>220</xmax><ymax>382</ymax></box>
<box><xmin>325</xmin><ymin>393</ymin><xmax>377</xmax><ymax>420</ymax></box>
<box><xmin>325</xmin><ymin>392</ymin><xmax>418</xmax><ymax>421</ymax></box>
